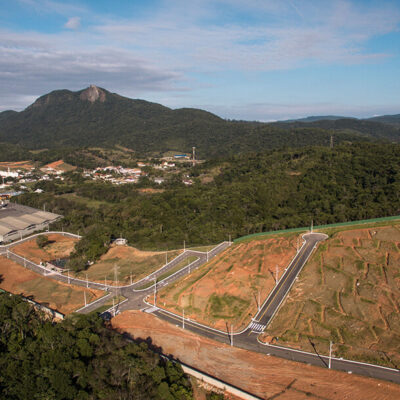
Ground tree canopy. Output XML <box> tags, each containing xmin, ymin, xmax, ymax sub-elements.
<box><xmin>0</xmin><ymin>293</ymin><xmax>193</xmax><ymax>399</ymax></box>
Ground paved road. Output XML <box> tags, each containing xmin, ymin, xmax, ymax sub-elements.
<box><xmin>150</xmin><ymin>233</ymin><xmax>400</xmax><ymax>384</ymax></box>
<box><xmin>3</xmin><ymin>231</ymin><xmax>400</xmax><ymax>384</ymax></box>
<box><xmin>2</xmin><ymin>234</ymin><xmax>231</xmax><ymax>315</ymax></box>
<box><xmin>252</xmin><ymin>233</ymin><xmax>328</xmax><ymax>328</ymax></box>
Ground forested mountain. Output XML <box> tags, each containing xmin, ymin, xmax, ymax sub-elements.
<box><xmin>281</xmin><ymin>115</ymin><xmax>350</xmax><ymax>123</ymax></box>
<box><xmin>0</xmin><ymin>293</ymin><xmax>193</xmax><ymax>399</ymax></box>
<box><xmin>0</xmin><ymin>86</ymin><xmax>399</xmax><ymax>158</ymax></box>
<box><xmin>366</xmin><ymin>114</ymin><xmax>400</xmax><ymax>126</ymax></box>
<box><xmin>17</xmin><ymin>142</ymin><xmax>400</xmax><ymax>269</ymax></box>
<box><xmin>273</xmin><ymin>118</ymin><xmax>400</xmax><ymax>141</ymax></box>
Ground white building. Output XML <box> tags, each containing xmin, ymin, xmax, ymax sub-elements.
<box><xmin>0</xmin><ymin>168</ymin><xmax>19</xmax><ymax>178</ymax></box>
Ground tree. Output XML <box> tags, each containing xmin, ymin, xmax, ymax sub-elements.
<box><xmin>36</xmin><ymin>235</ymin><xmax>49</xmax><ymax>248</ymax></box>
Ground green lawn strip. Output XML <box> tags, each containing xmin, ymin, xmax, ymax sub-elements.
<box><xmin>187</xmin><ymin>245</ymin><xmax>216</xmax><ymax>252</ymax></box>
<box><xmin>136</xmin><ymin>256</ymin><xmax>199</xmax><ymax>290</ymax></box>
<box><xmin>235</xmin><ymin>215</ymin><xmax>400</xmax><ymax>243</ymax></box>
<box><xmin>88</xmin><ymin>295</ymin><xmax>127</xmax><ymax>314</ymax></box>
<box><xmin>73</xmin><ymin>248</ymin><xmax>183</xmax><ymax>284</ymax></box>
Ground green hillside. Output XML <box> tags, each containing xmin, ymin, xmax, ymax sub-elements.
<box><xmin>1</xmin><ymin>86</ymin><xmax>399</xmax><ymax>159</ymax></box>
<box><xmin>17</xmin><ymin>142</ymin><xmax>400</xmax><ymax>269</ymax></box>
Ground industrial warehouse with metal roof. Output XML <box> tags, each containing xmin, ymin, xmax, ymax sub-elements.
<box><xmin>0</xmin><ymin>202</ymin><xmax>62</xmax><ymax>243</ymax></box>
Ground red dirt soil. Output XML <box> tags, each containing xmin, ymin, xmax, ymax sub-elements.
<box><xmin>159</xmin><ymin>236</ymin><xmax>297</xmax><ymax>330</ymax></box>
<box><xmin>12</xmin><ymin>234</ymin><xmax>78</xmax><ymax>264</ymax></box>
<box><xmin>112</xmin><ymin>311</ymin><xmax>400</xmax><ymax>400</ymax></box>
<box><xmin>0</xmin><ymin>161</ymin><xmax>34</xmax><ymax>170</ymax></box>
<box><xmin>0</xmin><ymin>256</ymin><xmax>103</xmax><ymax>314</ymax></box>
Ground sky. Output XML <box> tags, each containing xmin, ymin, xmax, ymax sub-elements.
<box><xmin>0</xmin><ymin>0</ymin><xmax>399</xmax><ymax>121</ymax></box>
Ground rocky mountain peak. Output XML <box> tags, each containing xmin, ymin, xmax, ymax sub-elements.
<box><xmin>80</xmin><ymin>85</ymin><xmax>106</xmax><ymax>103</ymax></box>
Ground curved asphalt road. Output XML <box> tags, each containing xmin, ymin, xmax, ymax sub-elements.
<box><xmin>3</xmin><ymin>231</ymin><xmax>399</xmax><ymax>384</ymax></box>
<box><xmin>150</xmin><ymin>233</ymin><xmax>400</xmax><ymax>384</ymax></box>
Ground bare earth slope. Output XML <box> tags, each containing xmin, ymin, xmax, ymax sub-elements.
<box><xmin>159</xmin><ymin>235</ymin><xmax>297</xmax><ymax>330</ymax></box>
<box><xmin>263</xmin><ymin>225</ymin><xmax>400</xmax><ymax>368</ymax></box>
<box><xmin>113</xmin><ymin>310</ymin><xmax>400</xmax><ymax>400</ymax></box>
<box><xmin>0</xmin><ymin>257</ymin><xmax>103</xmax><ymax>314</ymax></box>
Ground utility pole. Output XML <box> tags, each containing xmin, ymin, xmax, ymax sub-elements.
<box><xmin>275</xmin><ymin>265</ymin><xmax>279</xmax><ymax>285</ymax></box>
<box><xmin>130</xmin><ymin>270</ymin><xmax>133</xmax><ymax>285</ymax></box>
<box><xmin>84</xmin><ymin>291</ymin><xmax>87</xmax><ymax>307</ymax></box>
<box><xmin>86</xmin><ymin>273</ymin><xmax>89</xmax><ymax>288</ymax></box>
<box><xmin>329</xmin><ymin>341</ymin><xmax>333</xmax><ymax>369</ymax></box>
<box><xmin>206</xmin><ymin>251</ymin><xmax>209</xmax><ymax>262</ymax></box>
<box><xmin>67</xmin><ymin>269</ymin><xmax>70</xmax><ymax>284</ymax></box>
<box><xmin>114</xmin><ymin>264</ymin><xmax>119</xmax><ymax>301</ymax></box>
<box><xmin>192</xmin><ymin>147</ymin><xmax>196</xmax><ymax>167</ymax></box>
<box><xmin>104</xmin><ymin>276</ymin><xmax>107</xmax><ymax>288</ymax></box>
<box><xmin>165</xmin><ymin>251</ymin><xmax>168</xmax><ymax>265</ymax></box>
<box><xmin>297</xmin><ymin>236</ymin><xmax>300</xmax><ymax>252</ymax></box>
<box><xmin>153</xmin><ymin>278</ymin><xmax>157</xmax><ymax>306</ymax></box>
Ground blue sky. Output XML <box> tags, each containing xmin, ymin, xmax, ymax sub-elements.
<box><xmin>0</xmin><ymin>0</ymin><xmax>399</xmax><ymax>120</ymax></box>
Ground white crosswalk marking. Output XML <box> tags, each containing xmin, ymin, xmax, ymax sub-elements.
<box><xmin>250</xmin><ymin>322</ymin><xmax>266</xmax><ymax>332</ymax></box>
<box><xmin>143</xmin><ymin>306</ymin><xmax>158</xmax><ymax>313</ymax></box>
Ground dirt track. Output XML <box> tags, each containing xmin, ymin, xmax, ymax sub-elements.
<box><xmin>112</xmin><ymin>310</ymin><xmax>400</xmax><ymax>400</ymax></box>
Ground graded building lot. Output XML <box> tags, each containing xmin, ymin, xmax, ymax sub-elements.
<box><xmin>75</xmin><ymin>244</ymin><xmax>183</xmax><ymax>285</ymax></box>
<box><xmin>262</xmin><ymin>224</ymin><xmax>400</xmax><ymax>368</ymax></box>
<box><xmin>158</xmin><ymin>235</ymin><xmax>298</xmax><ymax>331</ymax></box>
<box><xmin>12</xmin><ymin>233</ymin><xmax>78</xmax><ymax>264</ymax></box>
<box><xmin>112</xmin><ymin>310</ymin><xmax>400</xmax><ymax>400</ymax></box>
<box><xmin>0</xmin><ymin>160</ymin><xmax>34</xmax><ymax>170</ymax></box>
<box><xmin>0</xmin><ymin>256</ymin><xmax>103</xmax><ymax>314</ymax></box>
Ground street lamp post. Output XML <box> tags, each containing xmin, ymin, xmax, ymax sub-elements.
<box><xmin>329</xmin><ymin>341</ymin><xmax>333</xmax><ymax>369</ymax></box>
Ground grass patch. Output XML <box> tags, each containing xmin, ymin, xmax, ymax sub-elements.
<box><xmin>136</xmin><ymin>256</ymin><xmax>198</xmax><ymax>290</ymax></box>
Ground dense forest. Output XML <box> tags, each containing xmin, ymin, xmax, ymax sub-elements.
<box><xmin>0</xmin><ymin>86</ymin><xmax>398</xmax><ymax>158</ymax></box>
<box><xmin>16</xmin><ymin>142</ymin><xmax>400</xmax><ymax>270</ymax></box>
<box><xmin>0</xmin><ymin>292</ymin><xmax>193</xmax><ymax>399</ymax></box>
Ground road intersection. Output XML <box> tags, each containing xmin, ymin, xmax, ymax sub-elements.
<box><xmin>2</xmin><ymin>231</ymin><xmax>399</xmax><ymax>384</ymax></box>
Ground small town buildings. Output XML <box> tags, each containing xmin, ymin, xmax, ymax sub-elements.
<box><xmin>0</xmin><ymin>168</ymin><xmax>19</xmax><ymax>178</ymax></box>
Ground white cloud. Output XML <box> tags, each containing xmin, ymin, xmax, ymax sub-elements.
<box><xmin>64</xmin><ymin>17</ymin><xmax>81</xmax><ymax>30</ymax></box>
<box><xmin>1</xmin><ymin>0</ymin><xmax>399</xmax><ymax>117</ymax></box>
